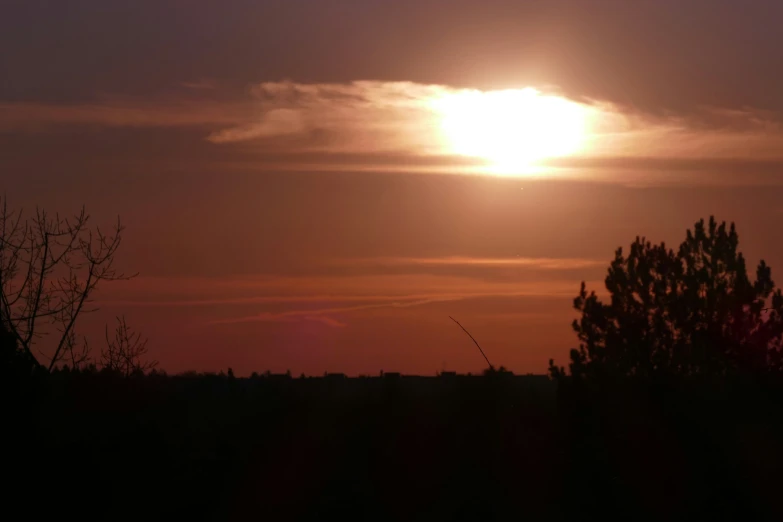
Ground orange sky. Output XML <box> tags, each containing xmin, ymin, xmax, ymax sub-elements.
<box><xmin>3</xmin><ymin>0</ymin><xmax>783</xmax><ymax>375</ymax></box>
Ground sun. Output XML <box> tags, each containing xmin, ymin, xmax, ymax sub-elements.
<box><xmin>431</xmin><ymin>87</ymin><xmax>588</xmax><ymax>174</ymax></box>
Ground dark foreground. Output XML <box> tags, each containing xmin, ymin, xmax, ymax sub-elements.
<box><xmin>7</xmin><ymin>371</ymin><xmax>783</xmax><ymax>521</ymax></box>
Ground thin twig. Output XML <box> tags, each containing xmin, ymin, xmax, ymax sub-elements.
<box><xmin>449</xmin><ymin>316</ymin><xmax>494</xmax><ymax>371</ymax></box>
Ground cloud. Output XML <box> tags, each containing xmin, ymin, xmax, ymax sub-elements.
<box><xmin>98</xmin><ymin>270</ymin><xmax>601</xmax><ymax>300</ymax></box>
<box><xmin>98</xmin><ymin>286</ymin><xmax>588</xmax><ymax>309</ymax></box>
<box><xmin>96</xmin><ymin>270</ymin><xmax>605</xmax><ymax>328</ymax></box>
<box><xmin>208</xmin><ymin>297</ymin><xmax>460</xmax><ymax>326</ymax></box>
<box><xmin>4</xmin><ymin>80</ymin><xmax>783</xmax><ymax>182</ymax></box>
<box><xmin>204</xmin><ymin>80</ymin><xmax>456</xmax><ymax>155</ymax></box>
<box><xmin>337</xmin><ymin>256</ymin><xmax>605</xmax><ymax>270</ymax></box>
<box><xmin>94</xmin><ymin>270</ymin><xmax>603</xmax><ymax>331</ymax></box>
<box><xmin>206</xmin><ymin>108</ymin><xmax>307</xmax><ymax>143</ymax></box>
<box><xmin>96</xmin><ymin>293</ymin><xmax>477</xmax><ymax>308</ymax></box>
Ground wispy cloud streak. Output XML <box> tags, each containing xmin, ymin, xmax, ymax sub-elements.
<box><xmin>207</xmin><ymin>297</ymin><xmax>459</xmax><ymax>326</ymax></box>
<box><xmin>338</xmin><ymin>256</ymin><xmax>605</xmax><ymax>270</ymax></box>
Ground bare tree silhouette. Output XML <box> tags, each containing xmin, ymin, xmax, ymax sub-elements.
<box><xmin>101</xmin><ymin>316</ymin><xmax>157</xmax><ymax>376</ymax></box>
<box><xmin>0</xmin><ymin>197</ymin><xmax>134</xmax><ymax>372</ymax></box>
<box><xmin>550</xmin><ymin>216</ymin><xmax>783</xmax><ymax>380</ymax></box>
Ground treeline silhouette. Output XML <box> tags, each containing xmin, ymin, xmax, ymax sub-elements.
<box><xmin>4</xmin><ymin>216</ymin><xmax>783</xmax><ymax>521</ymax></box>
<box><xmin>7</xmin><ymin>363</ymin><xmax>783</xmax><ymax>520</ymax></box>
<box><xmin>7</xmin><ymin>361</ymin><xmax>559</xmax><ymax>520</ymax></box>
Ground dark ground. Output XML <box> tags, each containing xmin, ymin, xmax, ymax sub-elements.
<box><xmin>7</xmin><ymin>371</ymin><xmax>783</xmax><ymax>521</ymax></box>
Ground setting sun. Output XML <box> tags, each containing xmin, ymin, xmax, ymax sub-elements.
<box><xmin>432</xmin><ymin>87</ymin><xmax>589</xmax><ymax>174</ymax></box>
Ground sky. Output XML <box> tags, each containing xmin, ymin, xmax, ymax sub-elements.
<box><xmin>3</xmin><ymin>0</ymin><xmax>783</xmax><ymax>376</ymax></box>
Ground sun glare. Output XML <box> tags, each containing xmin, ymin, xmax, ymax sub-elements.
<box><xmin>432</xmin><ymin>87</ymin><xmax>588</xmax><ymax>175</ymax></box>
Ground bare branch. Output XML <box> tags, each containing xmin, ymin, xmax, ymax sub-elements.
<box><xmin>449</xmin><ymin>316</ymin><xmax>494</xmax><ymax>371</ymax></box>
<box><xmin>0</xmin><ymin>197</ymin><xmax>135</xmax><ymax>372</ymax></box>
